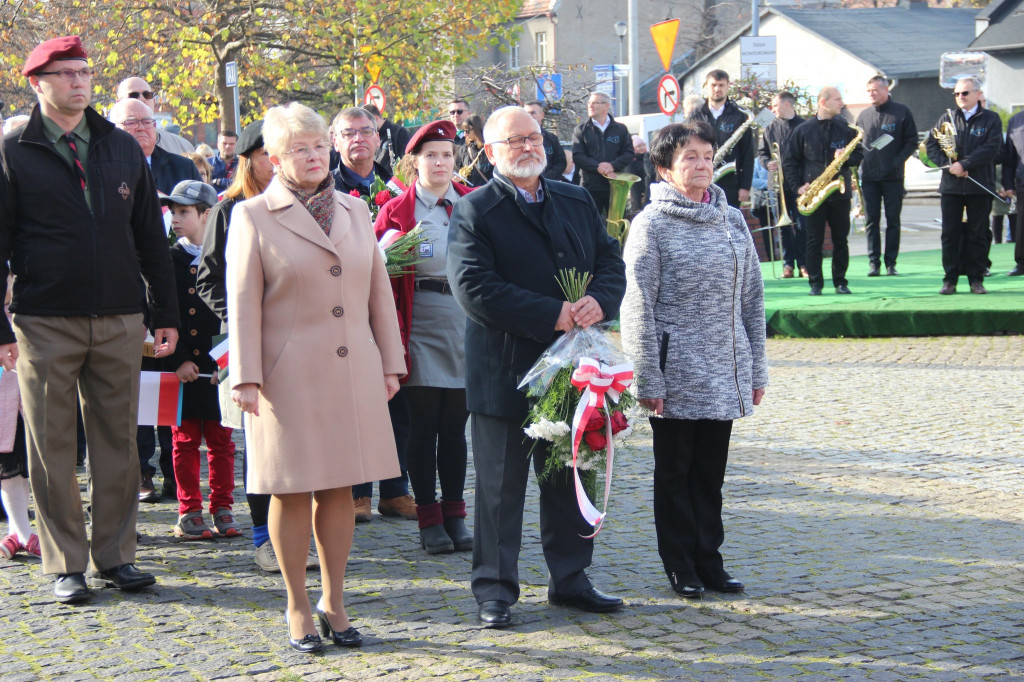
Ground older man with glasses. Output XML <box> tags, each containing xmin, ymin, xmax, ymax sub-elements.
<box><xmin>0</xmin><ymin>36</ymin><xmax>179</xmax><ymax>603</ymax></box>
<box><xmin>116</xmin><ymin>76</ymin><xmax>195</xmax><ymax>155</ymax></box>
<box><xmin>925</xmin><ymin>77</ymin><xmax>1003</xmax><ymax>295</ymax></box>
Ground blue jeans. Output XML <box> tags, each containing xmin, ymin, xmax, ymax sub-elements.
<box><xmin>352</xmin><ymin>391</ymin><xmax>409</xmax><ymax>499</ymax></box>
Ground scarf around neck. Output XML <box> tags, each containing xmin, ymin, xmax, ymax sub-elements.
<box><xmin>280</xmin><ymin>174</ymin><xmax>335</xmax><ymax>236</ymax></box>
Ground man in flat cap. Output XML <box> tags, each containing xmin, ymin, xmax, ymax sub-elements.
<box><xmin>0</xmin><ymin>35</ymin><xmax>179</xmax><ymax>603</ymax></box>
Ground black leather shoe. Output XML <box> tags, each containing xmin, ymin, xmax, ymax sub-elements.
<box><xmin>478</xmin><ymin>600</ymin><xmax>512</xmax><ymax>628</ymax></box>
<box><xmin>54</xmin><ymin>573</ymin><xmax>92</xmax><ymax>603</ymax></box>
<box><xmin>549</xmin><ymin>587</ymin><xmax>623</xmax><ymax>613</ymax></box>
<box><xmin>672</xmin><ymin>583</ymin><xmax>705</xmax><ymax>599</ymax></box>
<box><xmin>809</xmin><ymin>286</ymin><xmax>822</xmax><ymax>296</ymax></box>
<box><xmin>867</xmin><ymin>264</ymin><xmax>880</xmax><ymax>277</ymax></box>
<box><xmin>419</xmin><ymin>524</ymin><xmax>454</xmax><ymax>554</ymax></box>
<box><xmin>315</xmin><ymin>606</ymin><xmax>363</xmax><ymax>647</ymax></box>
<box><xmin>706</xmin><ymin>578</ymin><xmax>745</xmax><ymax>593</ymax></box>
<box><xmin>87</xmin><ymin>563</ymin><xmax>156</xmax><ymax>591</ymax></box>
<box><xmin>939</xmin><ymin>282</ymin><xmax>956</xmax><ymax>295</ymax></box>
<box><xmin>285</xmin><ymin>613</ymin><xmax>324</xmax><ymax>653</ymax></box>
<box><xmin>1008</xmin><ymin>266</ymin><xmax>1023</xmax><ymax>276</ymax></box>
<box><xmin>886</xmin><ymin>265</ymin><xmax>899</xmax><ymax>276</ymax></box>
<box><xmin>835</xmin><ymin>285</ymin><xmax>852</xmax><ymax>294</ymax></box>
<box><xmin>443</xmin><ymin>516</ymin><xmax>473</xmax><ymax>552</ymax></box>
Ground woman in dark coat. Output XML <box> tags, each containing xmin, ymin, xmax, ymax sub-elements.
<box><xmin>454</xmin><ymin>114</ymin><xmax>493</xmax><ymax>187</ymax></box>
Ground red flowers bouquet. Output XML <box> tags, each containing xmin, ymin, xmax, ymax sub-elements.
<box><xmin>350</xmin><ymin>176</ymin><xmax>402</xmax><ymax>221</ymax></box>
<box><xmin>518</xmin><ymin>269</ymin><xmax>635</xmax><ymax>536</ymax></box>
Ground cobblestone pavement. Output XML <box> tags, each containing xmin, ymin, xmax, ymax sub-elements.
<box><xmin>2</xmin><ymin>336</ymin><xmax>1023</xmax><ymax>680</ymax></box>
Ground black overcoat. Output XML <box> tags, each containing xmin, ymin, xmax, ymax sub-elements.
<box><xmin>447</xmin><ymin>172</ymin><xmax>625</xmax><ymax>420</ymax></box>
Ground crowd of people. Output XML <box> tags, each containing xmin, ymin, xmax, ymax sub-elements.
<box><xmin>1</xmin><ymin>32</ymin><xmax>1020</xmax><ymax>654</ymax></box>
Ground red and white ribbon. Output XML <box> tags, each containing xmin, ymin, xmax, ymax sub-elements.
<box><xmin>568</xmin><ymin>357</ymin><xmax>633</xmax><ymax>537</ymax></box>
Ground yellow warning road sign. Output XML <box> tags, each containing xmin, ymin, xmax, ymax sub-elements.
<box><xmin>650</xmin><ymin>19</ymin><xmax>680</xmax><ymax>73</ymax></box>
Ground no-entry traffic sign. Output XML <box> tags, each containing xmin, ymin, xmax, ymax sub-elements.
<box><xmin>657</xmin><ymin>74</ymin><xmax>680</xmax><ymax>116</ymax></box>
<box><xmin>364</xmin><ymin>84</ymin><xmax>386</xmax><ymax>113</ymax></box>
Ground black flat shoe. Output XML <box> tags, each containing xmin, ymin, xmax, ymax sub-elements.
<box><xmin>87</xmin><ymin>563</ymin><xmax>156</xmax><ymax>591</ymax></box>
<box><xmin>478</xmin><ymin>600</ymin><xmax>512</xmax><ymax>628</ymax></box>
<box><xmin>809</xmin><ymin>286</ymin><xmax>822</xmax><ymax>296</ymax></box>
<box><xmin>706</xmin><ymin>578</ymin><xmax>745</xmax><ymax>593</ymax></box>
<box><xmin>315</xmin><ymin>606</ymin><xmax>363</xmax><ymax>647</ymax></box>
<box><xmin>835</xmin><ymin>285</ymin><xmax>852</xmax><ymax>295</ymax></box>
<box><xmin>285</xmin><ymin>614</ymin><xmax>324</xmax><ymax>654</ymax></box>
<box><xmin>673</xmin><ymin>583</ymin><xmax>705</xmax><ymax>599</ymax></box>
<box><xmin>549</xmin><ymin>587</ymin><xmax>623</xmax><ymax>613</ymax></box>
<box><xmin>54</xmin><ymin>573</ymin><xmax>92</xmax><ymax>603</ymax></box>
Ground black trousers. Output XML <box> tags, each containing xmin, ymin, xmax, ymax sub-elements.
<box><xmin>137</xmin><ymin>425</ymin><xmax>173</xmax><ymax>484</ymax></box>
<box><xmin>862</xmin><ymin>179</ymin><xmax>904</xmax><ymax>268</ymax></box>
<box><xmin>1016</xmin><ymin>184</ymin><xmax>1024</xmax><ymax>267</ymax></box>
<box><xmin>780</xmin><ymin>189</ymin><xmax>807</xmax><ymax>268</ymax></box>
<box><xmin>352</xmin><ymin>391</ymin><xmax>410</xmax><ymax>499</ymax></box>
<box><xmin>241</xmin><ymin>448</ymin><xmax>270</xmax><ymax>528</ymax></box>
<box><xmin>470</xmin><ymin>412</ymin><xmax>594</xmax><ymax>605</ymax></box>
<box><xmin>404</xmin><ymin>386</ymin><xmax>469</xmax><ymax>506</ymax></box>
<box><xmin>805</xmin><ymin>197</ymin><xmax>851</xmax><ymax>289</ymax></box>
<box><xmin>588</xmin><ymin>189</ymin><xmax>610</xmax><ymax>217</ymax></box>
<box><xmin>717</xmin><ymin>175</ymin><xmax>741</xmax><ymax>209</ymax></box>
<box><xmin>650</xmin><ymin>417</ymin><xmax>734</xmax><ymax>585</ymax></box>
<box><xmin>940</xmin><ymin>193</ymin><xmax>992</xmax><ymax>285</ymax></box>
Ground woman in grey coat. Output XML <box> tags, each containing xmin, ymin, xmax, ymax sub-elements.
<box><xmin>621</xmin><ymin>120</ymin><xmax>768</xmax><ymax>600</ymax></box>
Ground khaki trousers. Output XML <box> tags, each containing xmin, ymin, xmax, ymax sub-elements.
<box><xmin>13</xmin><ymin>313</ymin><xmax>145</xmax><ymax>575</ymax></box>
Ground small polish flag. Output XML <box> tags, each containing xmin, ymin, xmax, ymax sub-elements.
<box><xmin>137</xmin><ymin>371</ymin><xmax>183</xmax><ymax>426</ymax></box>
<box><xmin>209</xmin><ymin>333</ymin><xmax>229</xmax><ymax>381</ymax></box>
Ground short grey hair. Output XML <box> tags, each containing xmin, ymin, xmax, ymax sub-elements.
<box><xmin>263</xmin><ymin>102</ymin><xmax>329</xmax><ymax>158</ymax></box>
<box><xmin>588</xmin><ymin>91</ymin><xmax>611</xmax><ymax>105</ymax></box>
<box><xmin>682</xmin><ymin>94</ymin><xmax>705</xmax><ymax>113</ymax></box>
<box><xmin>956</xmin><ymin>76</ymin><xmax>982</xmax><ymax>92</ymax></box>
<box><xmin>483</xmin><ymin>106</ymin><xmax>539</xmax><ymax>145</ymax></box>
<box><xmin>108</xmin><ymin>98</ymin><xmax>153</xmax><ymax>124</ymax></box>
<box><xmin>331</xmin><ymin>107</ymin><xmax>375</xmax><ymax>135</ymax></box>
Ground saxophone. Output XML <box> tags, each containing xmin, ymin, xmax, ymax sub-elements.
<box><xmin>797</xmin><ymin>121</ymin><xmax>864</xmax><ymax>216</ymax></box>
<box><xmin>458</xmin><ymin>145</ymin><xmax>485</xmax><ymax>181</ymax></box>
<box><xmin>931</xmin><ymin>110</ymin><xmax>958</xmax><ymax>162</ymax></box>
<box><xmin>712</xmin><ymin>110</ymin><xmax>754</xmax><ymax>183</ymax></box>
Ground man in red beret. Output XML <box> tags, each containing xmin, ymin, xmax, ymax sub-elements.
<box><xmin>0</xmin><ymin>36</ymin><xmax>179</xmax><ymax>604</ymax></box>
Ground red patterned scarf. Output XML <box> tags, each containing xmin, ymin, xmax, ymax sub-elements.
<box><xmin>280</xmin><ymin>174</ymin><xmax>335</xmax><ymax>236</ymax></box>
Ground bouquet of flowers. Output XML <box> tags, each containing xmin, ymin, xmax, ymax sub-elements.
<box><xmin>378</xmin><ymin>224</ymin><xmax>428</xmax><ymax>277</ymax></box>
<box><xmin>350</xmin><ymin>175</ymin><xmax>403</xmax><ymax>221</ymax></box>
<box><xmin>518</xmin><ymin>268</ymin><xmax>635</xmax><ymax>537</ymax></box>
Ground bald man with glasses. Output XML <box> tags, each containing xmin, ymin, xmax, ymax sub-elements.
<box><xmin>116</xmin><ymin>76</ymin><xmax>194</xmax><ymax>155</ymax></box>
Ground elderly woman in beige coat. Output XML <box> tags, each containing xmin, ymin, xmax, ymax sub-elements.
<box><xmin>227</xmin><ymin>102</ymin><xmax>404</xmax><ymax>654</ymax></box>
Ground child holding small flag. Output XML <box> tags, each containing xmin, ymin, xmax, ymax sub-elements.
<box><xmin>162</xmin><ymin>182</ymin><xmax>239</xmax><ymax>540</ymax></box>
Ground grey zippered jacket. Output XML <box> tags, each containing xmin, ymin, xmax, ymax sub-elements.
<box><xmin>621</xmin><ymin>182</ymin><xmax>768</xmax><ymax>420</ymax></box>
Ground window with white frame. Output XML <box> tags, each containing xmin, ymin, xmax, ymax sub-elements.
<box><xmin>509</xmin><ymin>41</ymin><xmax>520</xmax><ymax>69</ymax></box>
<box><xmin>536</xmin><ymin>32</ymin><xmax>548</xmax><ymax>65</ymax></box>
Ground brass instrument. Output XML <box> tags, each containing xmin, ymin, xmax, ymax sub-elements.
<box><xmin>458</xmin><ymin>146</ymin><xmax>485</xmax><ymax>181</ymax></box>
<box><xmin>712</xmin><ymin>110</ymin><xmax>754</xmax><ymax>183</ymax></box>
<box><xmin>797</xmin><ymin>121</ymin><xmax>864</xmax><ymax>216</ymax></box>
<box><xmin>931</xmin><ymin>111</ymin><xmax>958</xmax><ymax>162</ymax></box>
<box><xmin>767</xmin><ymin>142</ymin><xmax>794</xmax><ymax>228</ymax></box>
<box><xmin>850</xmin><ymin>167</ymin><xmax>866</xmax><ymax>232</ymax></box>
<box><xmin>605</xmin><ymin>172</ymin><xmax>641</xmax><ymax>247</ymax></box>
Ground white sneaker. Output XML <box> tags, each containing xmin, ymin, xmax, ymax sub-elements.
<box><xmin>254</xmin><ymin>541</ymin><xmax>281</xmax><ymax>573</ymax></box>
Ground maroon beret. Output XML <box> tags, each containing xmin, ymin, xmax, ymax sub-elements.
<box><xmin>23</xmin><ymin>36</ymin><xmax>88</xmax><ymax>77</ymax></box>
<box><xmin>405</xmin><ymin>120</ymin><xmax>457</xmax><ymax>155</ymax></box>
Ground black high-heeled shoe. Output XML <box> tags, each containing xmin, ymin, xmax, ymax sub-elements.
<box><xmin>285</xmin><ymin>613</ymin><xmax>324</xmax><ymax>654</ymax></box>
<box><xmin>315</xmin><ymin>605</ymin><xmax>363</xmax><ymax>647</ymax></box>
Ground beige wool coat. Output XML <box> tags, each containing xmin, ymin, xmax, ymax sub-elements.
<box><xmin>226</xmin><ymin>176</ymin><xmax>406</xmax><ymax>495</ymax></box>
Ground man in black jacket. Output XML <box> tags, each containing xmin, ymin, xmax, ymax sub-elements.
<box><xmin>784</xmin><ymin>86</ymin><xmax>864</xmax><ymax>295</ymax></box>
<box><xmin>524</xmin><ymin>100</ymin><xmax>567</xmax><ymax>182</ymax></box>
<box><xmin>758</xmin><ymin>91</ymin><xmax>807</xmax><ymax>278</ymax></box>
<box><xmin>330</xmin><ymin>107</ymin><xmax>393</xmax><ymax>198</ymax></box>
<box><xmin>695</xmin><ymin>70</ymin><xmax>754</xmax><ymax>209</ymax></box>
<box><xmin>0</xmin><ymin>36</ymin><xmax>178</xmax><ymax>603</ymax></box>
<box><xmin>925</xmin><ymin>77</ymin><xmax>1003</xmax><ymax>295</ymax></box>
<box><xmin>572</xmin><ymin>92</ymin><xmax>635</xmax><ymax>214</ymax></box>
<box><xmin>855</xmin><ymin>76</ymin><xmax>918</xmax><ymax>276</ymax></box>
<box><xmin>364</xmin><ymin>103</ymin><xmax>411</xmax><ymax>177</ymax></box>
<box><xmin>1003</xmin><ymin>110</ymin><xmax>1024</xmax><ymax>276</ymax></box>
<box><xmin>448</xmin><ymin>106</ymin><xmax>626</xmax><ymax>629</ymax></box>
<box><xmin>109</xmin><ymin>97</ymin><xmax>201</xmax><ymax>194</ymax></box>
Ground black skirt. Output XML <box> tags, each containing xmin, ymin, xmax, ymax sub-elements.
<box><xmin>0</xmin><ymin>415</ymin><xmax>27</xmax><ymax>480</ymax></box>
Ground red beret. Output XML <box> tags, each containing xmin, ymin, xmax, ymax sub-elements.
<box><xmin>405</xmin><ymin>120</ymin><xmax>457</xmax><ymax>155</ymax></box>
<box><xmin>23</xmin><ymin>36</ymin><xmax>88</xmax><ymax>77</ymax></box>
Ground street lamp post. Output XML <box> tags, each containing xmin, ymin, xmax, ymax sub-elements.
<box><xmin>614</xmin><ymin>21</ymin><xmax>627</xmax><ymax>117</ymax></box>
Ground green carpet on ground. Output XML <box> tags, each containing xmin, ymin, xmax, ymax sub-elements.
<box><xmin>761</xmin><ymin>245</ymin><xmax>1024</xmax><ymax>337</ymax></box>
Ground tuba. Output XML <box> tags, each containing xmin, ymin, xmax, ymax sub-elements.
<box><xmin>605</xmin><ymin>172</ymin><xmax>641</xmax><ymax>247</ymax></box>
<box><xmin>797</xmin><ymin>121</ymin><xmax>864</xmax><ymax>216</ymax></box>
<box><xmin>712</xmin><ymin>111</ymin><xmax>755</xmax><ymax>183</ymax></box>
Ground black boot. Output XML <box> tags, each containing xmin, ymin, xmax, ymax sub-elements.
<box><xmin>419</xmin><ymin>524</ymin><xmax>454</xmax><ymax>554</ymax></box>
<box><xmin>443</xmin><ymin>516</ymin><xmax>473</xmax><ymax>552</ymax></box>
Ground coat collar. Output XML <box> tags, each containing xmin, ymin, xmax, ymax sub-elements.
<box><xmin>263</xmin><ymin>175</ymin><xmax>354</xmax><ymax>255</ymax></box>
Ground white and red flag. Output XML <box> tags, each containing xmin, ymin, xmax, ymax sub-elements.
<box><xmin>137</xmin><ymin>371</ymin><xmax>183</xmax><ymax>426</ymax></box>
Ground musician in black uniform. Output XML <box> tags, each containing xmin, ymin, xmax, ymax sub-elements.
<box><xmin>783</xmin><ymin>87</ymin><xmax>863</xmax><ymax>296</ymax></box>
<box><xmin>524</xmin><ymin>101</ymin><xmax>567</xmax><ymax>182</ymax></box>
<box><xmin>694</xmin><ymin>70</ymin><xmax>753</xmax><ymax>209</ymax></box>
<box><xmin>758</xmin><ymin>91</ymin><xmax>806</xmax><ymax>278</ymax></box>
<box><xmin>855</xmin><ymin>75</ymin><xmax>918</xmax><ymax>277</ymax></box>
<box><xmin>925</xmin><ymin>77</ymin><xmax>1003</xmax><ymax>295</ymax></box>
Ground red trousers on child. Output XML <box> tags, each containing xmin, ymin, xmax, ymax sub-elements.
<box><xmin>172</xmin><ymin>419</ymin><xmax>235</xmax><ymax>516</ymax></box>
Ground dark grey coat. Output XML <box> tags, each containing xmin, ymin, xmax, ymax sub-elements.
<box><xmin>621</xmin><ymin>182</ymin><xmax>768</xmax><ymax>420</ymax></box>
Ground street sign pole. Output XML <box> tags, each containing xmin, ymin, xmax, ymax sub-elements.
<box><xmin>628</xmin><ymin>0</ymin><xmax>640</xmax><ymax>115</ymax></box>
<box><xmin>225</xmin><ymin>61</ymin><xmax>240</xmax><ymax>133</ymax></box>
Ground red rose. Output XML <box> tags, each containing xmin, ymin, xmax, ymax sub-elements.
<box><xmin>584</xmin><ymin>412</ymin><xmax>605</xmax><ymax>432</ymax></box>
<box><xmin>584</xmin><ymin>429</ymin><xmax>607</xmax><ymax>451</ymax></box>
<box><xmin>610</xmin><ymin>410</ymin><xmax>628</xmax><ymax>435</ymax></box>
<box><xmin>374</xmin><ymin>189</ymin><xmax>392</xmax><ymax>206</ymax></box>
<box><xmin>349</xmin><ymin>190</ymin><xmax>361</xmax><ymax>198</ymax></box>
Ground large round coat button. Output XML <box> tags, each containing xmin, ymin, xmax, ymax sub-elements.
<box><xmin>188</xmin><ymin>287</ymin><xmax>196</xmax><ymax>294</ymax></box>
<box><xmin>332</xmin><ymin>306</ymin><xmax>344</xmax><ymax>317</ymax></box>
<box><xmin>192</xmin><ymin>349</ymin><xmax>201</xmax><ymax>356</ymax></box>
<box><xmin>330</xmin><ymin>265</ymin><xmax>342</xmax><ymax>276</ymax></box>
<box><xmin>190</xmin><ymin>267</ymin><xmax>197</xmax><ymax>274</ymax></box>
<box><xmin>337</xmin><ymin>346</ymin><xmax>348</xmax><ymax>357</ymax></box>
<box><xmin>190</xmin><ymin>329</ymin><xmax>198</xmax><ymax>336</ymax></box>
<box><xmin>188</xmin><ymin>307</ymin><xmax>196</xmax><ymax>315</ymax></box>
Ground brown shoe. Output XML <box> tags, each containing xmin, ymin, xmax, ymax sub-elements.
<box><xmin>353</xmin><ymin>497</ymin><xmax>373</xmax><ymax>523</ymax></box>
<box><xmin>378</xmin><ymin>494</ymin><xmax>417</xmax><ymax>520</ymax></box>
<box><xmin>969</xmin><ymin>282</ymin><xmax>988</xmax><ymax>294</ymax></box>
<box><xmin>939</xmin><ymin>282</ymin><xmax>956</xmax><ymax>295</ymax></box>
<box><xmin>782</xmin><ymin>265</ymin><xmax>794</xmax><ymax>278</ymax></box>
<box><xmin>799</xmin><ymin>266</ymin><xmax>808</xmax><ymax>278</ymax></box>
<box><xmin>139</xmin><ymin>476</ymin><xmax>159</xmax><ymax>504</ymax></box>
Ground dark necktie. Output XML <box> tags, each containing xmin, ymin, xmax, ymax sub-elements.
<box><xmin>65</xmin><ymin>132</ymin><xmax>87</xmax><ymax>191</ymax></box>
<box><xmin>436</xmin><ymin>198</ymin><xmax>452</xmax><ymax>217</ymax></box>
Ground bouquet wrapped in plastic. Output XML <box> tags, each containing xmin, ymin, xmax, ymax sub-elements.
<box><xmin>517</xmin><ymin>269</ymin><xmax>635</xmax><ymax>537</ymax></box>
